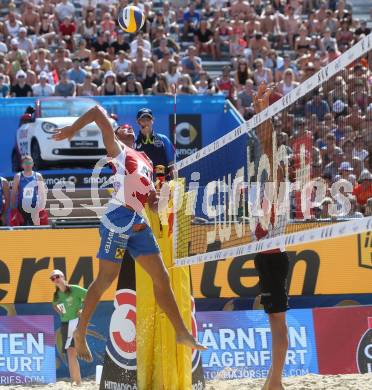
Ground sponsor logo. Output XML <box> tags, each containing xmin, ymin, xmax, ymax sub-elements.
<box><xmin>358</xmin><ymin>232</ymin><xmax>372</xmax><ymax>269</ymax></box>
<box><xmin>115</xmin><ymin>248</ymin><xmax>125</xmax><ymax>259</ymax></box>
<box><xmin>356</xmin><ymin>317</ymin><xmax>372</xmax><ymax>373</ymax></box>
<box><xmin>106</xmin><ymin>289</ymin><xmax>137</xmax><ymax>370</ymax></box>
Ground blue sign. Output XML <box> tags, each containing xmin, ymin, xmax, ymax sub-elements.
<box><xmin>196</xmin><ymin>309</ymin><xmax>318</xmax><ymax>381</ymax></box>
<box><xmin>0</xmin><ymin>315</ymin><xmax>56</xmax><ymax>385</ymax></box>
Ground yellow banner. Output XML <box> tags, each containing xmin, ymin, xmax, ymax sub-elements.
<box><xmin>0</xmin><ymin>229</ymin><xmax>117</xmax><ymax>304</ymax></box>
<box><xmin>1</xmin><ymin>228</ymin><xmax>371</xmax><ymax>303</ymax></box>
<box><xmin>191</xmin><ymin>231</ymin><xmax>372</xmax><ymax>298</ymax></box>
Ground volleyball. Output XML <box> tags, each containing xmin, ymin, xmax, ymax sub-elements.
<box><xmin>118</xmin><ymin>5</ymin><xmax>145</xmax><ymax>34</ymax></box>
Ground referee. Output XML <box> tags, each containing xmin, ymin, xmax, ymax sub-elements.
<box><xmin>134</xmin><ymin>108</ymin><xmax>175</xmax><ymax>176</ymax></box>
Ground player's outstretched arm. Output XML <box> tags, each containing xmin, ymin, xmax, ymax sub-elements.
<box><xmin>52</xmin><ymin>105</ymin><xmax>121</xmax><ymax>157</ymax></box>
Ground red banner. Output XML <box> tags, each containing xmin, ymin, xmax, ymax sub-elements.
<box><xmin>313</xmin><ymin>306</ymin><xmax>372</xmax><ymax>375</ymax></box>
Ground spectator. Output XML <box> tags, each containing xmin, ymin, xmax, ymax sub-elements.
<box><xmin>32</xmin><ymin>72</ymin><xmax>54</xmax><ymax>97</ymax></box>
<box><xmin>0</xmin><ymin>74</ymin><xmax>10</xmax><ymax>97</ymax></box>
<box><xmin>165</xmin><ymin>60</ymin><xmax>182</xmax><ymax>88</ymax></box>
<box><xmin>278</xmin><ymin>69</ymin><xmax>299</xmax><ymax>96</ymax></box>
<box><xmin>305</xmin><ymin>90</ymin><xmax>330</xmax><ymax>121</ymax></box>
<box><xmin>131</xmin><ymin>47</ymin><xmax>149</xmax><ymax>81</ymax></box>
<box><xmin>183</xmin><ymin>3</ymin><xmax>201</xmax><ymax>34</ymax></box>
<box><xmin>130</xmin><ymin>32</ymin><xmax>152</xmax><ymax>58</ymax></box>
<box><xmin>344</xmin><ymin>105</ymin><xmax>365</xmax><ymax>132</ymax></box>
<box><xmin>90</xmin><ymin>62</ymin><xmax>104</xmax><ymax>87</ymax></box>
<box><xmin>152</xmin><ymin>74</ymin><xmax>172</xmax><ymax>96</ymax></box>
<box><xmin>121</xmin><ymin>72</ymin><xmax>143</xmax><ymax>95</ymax></box>
<box><xmin>92</xmin><ymin>51</ymin><xmax>112</xmax><ymax>72</ymax></box>
<box><xmin>353</xmin><ymin>170</ymin><xmax>372</xmax><ymax>207</ymax></box>
<box><xmin>177</xmin><ymin>74</ymin><xmax>197</xmax><ymax>95</ymax></box>
<box><xmin>53</xmin><ymin>48</ymin><xmax>72</xmax><ymax>76</ymax></box>
<box><xmin>275</xmin><ymin>53</ymin><xmax>298</xmax><ymax>82</ymax></box>
<box><xmin>17</xmin><ymin>27</ymin><xmax>33</xmax><ymax>54</ymax></box>
<box><xmin>74</xmin><ymin>39</ymin><xmax>92</xmax><ymax>67</ymax></box>
<box><xmin>153</xmin><ymin>38</ymin><xmax>173</xmax><ymax>61</ymax></box>
<box><xmin>11</xmin><ymin>70</ymin><xmax>33</xmax><ymax>97</ymax></box>
<box><xmin>253</xmin><ymin>58</ymin><xmax>273</xmax><ymax>87</ymax></box>
<box><xmin>77</xmin><ymin>72</ymin><xmax>98</xmax><ymax>96</ymax></box>
<box><xmin>112</xmin><ymin>51</ymin><xmax>132</xmax><ymax>84</ymax></box>
<box><xmin>237</xmin><ymin>79</ymin><xmax>254</xmax><ymax>117</ymax></box>
<box><xmin>230</xmin><ymin>0</ymin><xmax>251</xmax><ymax>17</ymax></box>
<box><xmin>154</xmin><ymin>49</ymin><xmax>172</xmax><ymax>74</ymax></box>
<box><xmin>214</xmin><ymin>18</ymin><xmax>231</xmax><ymax>59</ymax></box>
<box><xmin>36</xmin><ymin>14</ymin><xmax>55</xmax><ymax>43</ymax></box>
<box><xmin>110</xmin><ymin>31</ymin><xmax>130</xmax><ymax>56</ymax></box>
<box><xmin>33</xmin><ymin>48</ymin><xmax>52</xmax><ymax>76</ymax></box>
<box><xmin>55</xmin><ymin>0</ymin><xmax>76</xmax><ymax>22</ymax></box>
<box><xmin>353</xmin><ymin>134</ymin><xmax>369</xmax><ymax>163</ymax></box>
<box><xmin>294</xmin><ymin>25</ymin><xmax>312</xmax><ymax>55</ymax></box>
<box><xmin>336</xmin><ymin>161</ymin><xmax>356</xmax><ymax>185</ymax></box>
<box><xmin>216</xmin><ymin>66</ymin><xmax>236</xmax><ymax>103</ymax></box>
<box><xmin>4</xmin><ymin>12</ymin><xmax>23</xmax><ymax>39</ymax></box>
<box><xmin>195</xmin><ymin>71</ymin><xmax>214</xmax><ymax>95</ymax></box>
<box><xmin>68</xmin><ymin>59</ymin><xmax>87</xmax><ymax>84</ymax></box>
<box><xmin>0</xmin><ymin>176</ymin><xmax>10</xmax><ymax>226</ymax></box>
<box><xmin>98</xmin><ymin>71</ymin><xmax>121</xmax><ymax>96</ymax></box>
<box><xmin>342</xmin><ymin>139</ymin><xmax>363</xmax><ymax>179</ymax></box>
<box><xmin>91</xmin><ymin>33</ymin><xmax>110</xmax><ymax>55</ymax></box>
<box><xmin>80</xmin><ymin>11</ymin><xmax>97</xmax><ymax>44</ymax></box>
<box><xmin>181</xmin><ymin>46</ymin><xmax>202</xmax><ymax>81</ymax></box>
<box><xmin>7</xmin><ymin>38</ymin><xmax>27</xmax><ymax>65</ymax></box>
<box><xmin>11</xmin><ymin>155</ymin><xmax>46</xmax><ymax>226</ymax></box>
<box><xmin>39</xmin><ymin>0</ymin><xmax>55</xmax><ymax>18</ymax></box>
<box><xmin>100</xmin><ymin>13</ymin><xmax>116</xmax><ymax>38</ymax></box>
<box><xmin>194</xmin><ymin>20</ymin><xmax>216</xmax><ymax>59</ymax></box>
<box><xmin>21</xmin><ymin>3</ymin><xmax>40</xmax><ymax>36</ymax></box>
<box><xmin>320</xmin><ymin>28</ymin><xmax>338</xmax><ymax>52</ymax></box>
<box><xmin>142</xmin><ymin>62</ymin><xmax>157</xmax><ymax>93</ymax></box>
<box><xmin>59</xmin><ymin>17</ymin><xmax>76</xmax><ymax>51</ymax></box>
<box><xmin>54</xmin><ymin>70</ymin><xmax>76</xmax><ymax>97</ymax></box>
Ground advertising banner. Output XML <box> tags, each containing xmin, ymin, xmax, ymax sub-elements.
<box><xmin>191</xmin><ymin>231</ymin><xmax>372</xmax><ymax>298</ymax></box>
<box><xmin>0</xmin><ymin>229</ymin><xmax>371</xmax><ymax>304</ymax></box>
<box><xmin>313</xmin><ymin>306</ymin><xmax>372</xmax><ymax>375</ymax></box>
<box><xmin>169</xmin><ymin>114</ymin><xmax>202</xmax><ymax>160</ymax></box>
<box><xmin>100</xmin><ymin>252</ymin><xmax>137</xmax><ymax>390</ymax></box>
<box><xmin>196</xmin><ymin>309</ymin><xmax>318</xmax><ymax>381</ymax></box>
<box><xmin>0</xmin><ymin>315</ymin><xmax>55</xmax><ymax>385</ymax></box>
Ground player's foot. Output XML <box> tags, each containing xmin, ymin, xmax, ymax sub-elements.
<box><xmin>73</xmin><ymin>329</ymin><xmax>93</xmax><ymax>362</ymax></box>
<box><xmin>176</xmin><ymin>331</ymin><xmax>207</xmax><ymax>351</ymax></box>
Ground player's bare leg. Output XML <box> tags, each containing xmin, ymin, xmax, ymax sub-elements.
<box><xmin>74</xmin><ymin>261</ymin><xmax>121</xmax><ymax>361</ymax></box>
<box><xmin>261</xmin><ymin>312</ymin><xmax>287</xmax><ymax>390</ymax></box>
<box><xmin>135</xmin><ymin>253</ymin><xmax>207</xmax><ymax>350</ymax></box>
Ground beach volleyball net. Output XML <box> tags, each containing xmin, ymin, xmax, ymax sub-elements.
<box><xmin>173</xmin><ymin>33</ymin><xmax>372</xmax><ymax>267</ymax></box>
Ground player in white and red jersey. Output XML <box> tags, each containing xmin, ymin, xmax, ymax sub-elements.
<box><xmin>53</xmin><ymin>105</ymin><xmax>206</xmax><ymax>362</ymax></box>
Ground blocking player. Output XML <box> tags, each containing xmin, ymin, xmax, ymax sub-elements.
<box><xmin>52</xmin><ymin>105</ymin><xmax>206</xmax><ymax>362</ymax></box>
<box><xmin>252</xmin><ymin>83</ymin><xmax>289</xmax><ymax>390</ymax></box>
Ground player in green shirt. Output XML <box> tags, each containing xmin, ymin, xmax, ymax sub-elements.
<box><xmin>51</xmin><ymin>269</ymin><xmax>87</xmax><ymax>386</ymax></box>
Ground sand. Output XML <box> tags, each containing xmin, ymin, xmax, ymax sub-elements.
<box><xmin>1</xmin><ymin>374</ymin><xmax>372</xmax><ymax>390</ymax></box>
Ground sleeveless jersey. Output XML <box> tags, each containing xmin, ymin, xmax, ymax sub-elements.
<box><xmin>19</xmin><ymin>172</ymin><xmax>38</xmax><ymax>210</ymax></box>
<box><xmin>110</xmin><ymin>146</ymin><xmax>155</xmax><ymax>212</ymax></box>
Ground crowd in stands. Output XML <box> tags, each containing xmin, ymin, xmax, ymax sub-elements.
<box><xmin>0</xmin><ymin>0</ymin><xmax>370</xmax><ymax>217</ymax></box>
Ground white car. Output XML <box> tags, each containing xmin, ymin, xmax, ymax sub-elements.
<box><xmin>12</xmin><ymin>97</ymin><xmax>117</xmax><ymax>170</ymax></box>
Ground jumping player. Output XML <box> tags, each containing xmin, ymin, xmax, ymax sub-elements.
<box><xmin>52</xmin><ymin>105</ymin><xmax>206</xmax><ymax>362</ymax></box>
<box><xmin>252</xmin><ymin>83</ymin><xmax>289</xmax><ymax>390</ymax></box>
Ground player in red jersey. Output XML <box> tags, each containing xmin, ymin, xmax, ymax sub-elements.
<box><xmin>53</xmin><ymin>105</ymin><xmax>206</xmax><ymax>362</ymax></box>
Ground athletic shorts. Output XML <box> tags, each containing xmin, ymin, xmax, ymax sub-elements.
<box><xmin>97</xmin><ymin>204</ymin><xmax>160</xmax><ymax>263</ymax></box>
<box><xmin>61</xmin><ymin>321</ymin><xmax>75</xmax><ymax>352</ymax></box>
<box><xmin>254</xmin><ymin>251</ymin><xmax>289</xmax><ymax>314</ymax></box>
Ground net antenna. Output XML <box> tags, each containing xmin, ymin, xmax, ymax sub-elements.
<box><xmin>173</xmin><ymin>33</ymin><xmax>372</xmax><ymax>267</ymax></box>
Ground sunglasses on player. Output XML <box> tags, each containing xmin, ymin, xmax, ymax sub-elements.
<box><xmin>50</xmin><ymin>275</ymin><xmax>61</xmax><ymax>282</ymax></box>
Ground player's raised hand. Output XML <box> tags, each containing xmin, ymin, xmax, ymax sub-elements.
<box><xmin>253</xmin><ymin>82</ymin><xmax>272</xmax><ymax>113</ymax></box>
<box><xmin>52</xmin><ymin>126</ymin><xmax>76</xmax><ymax>141</ymax></box>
